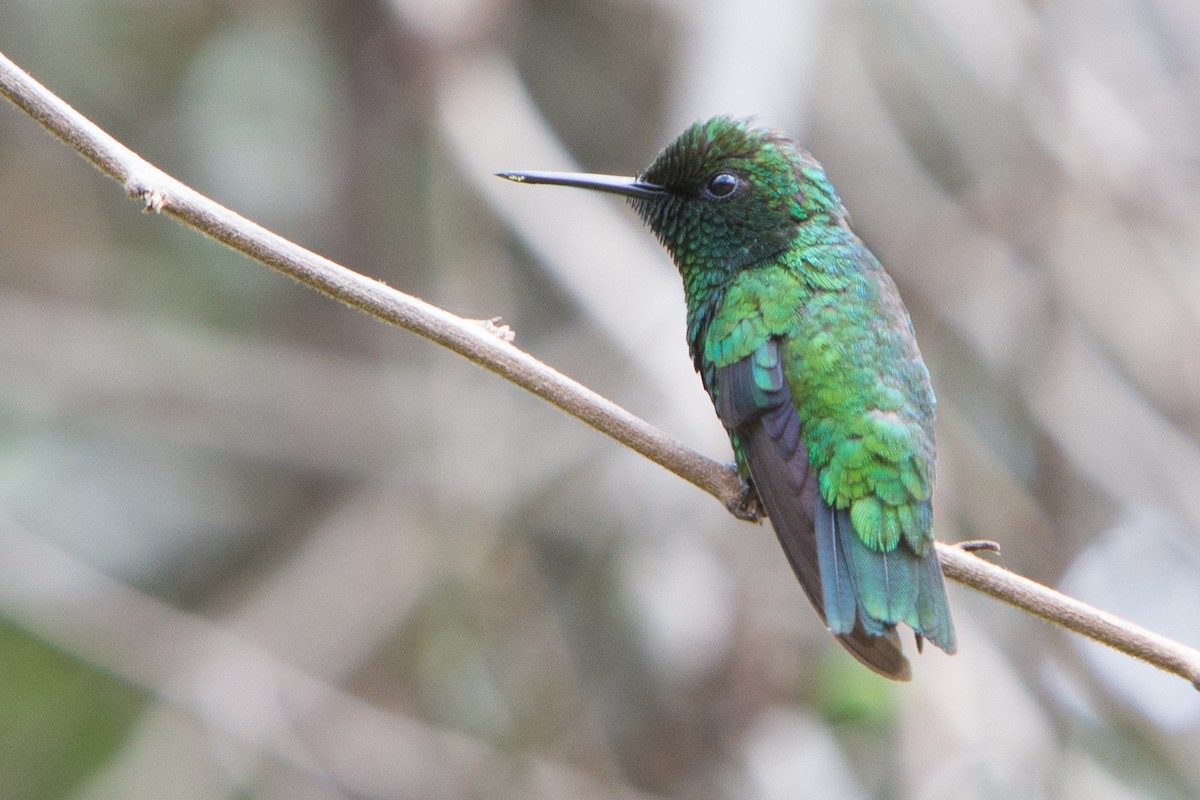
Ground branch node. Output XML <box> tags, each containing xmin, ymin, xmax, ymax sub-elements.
<box><xmin>474</xmin><ymin>317</ymin><xmax>515</xmax><ymax>343</ymax></box>
<box><xmin>124</xmin><ymin>173</ymin><xmax>169</xmax><ymax>214</ymax></box>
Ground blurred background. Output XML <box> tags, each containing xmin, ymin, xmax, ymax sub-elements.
<box><xmin>1</xmin><ymin>0</ymin><xmax>1199</xmax><ymax>797</ymax></box>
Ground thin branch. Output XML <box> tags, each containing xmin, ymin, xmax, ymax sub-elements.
<box><xmin>2</xmin><ymin>49</ymin><xmax>1198</xmax><ymax>690</ymax></box>
<box><xmin>937</xmin><ymin>545</ymin><xmax>1200</xmax><ymax>688</ymax></box>
<box><xmin>0</xmin><ymin>49</ymin><xmax>742</xmax><ymax>511</ymax></box>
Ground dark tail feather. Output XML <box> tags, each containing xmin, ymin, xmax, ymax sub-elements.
<box><xmin>836</xmin><ymin>623</ymin><xmax>912</xmax><ymax>681</ymax></box>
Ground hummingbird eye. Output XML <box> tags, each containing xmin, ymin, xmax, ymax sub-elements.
<box><xmin>704</xmin><ymin>171</ymin><xmax>740</xmax><ymax>199</ymax></box>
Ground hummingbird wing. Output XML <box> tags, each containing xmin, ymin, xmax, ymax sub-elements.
<box><xmin>715</xmin><ymin>340</ymin><xmax>912</xmax><ymax>680</ymax></box>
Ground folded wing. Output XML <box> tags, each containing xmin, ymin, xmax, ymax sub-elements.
<box><xmin>714</xmin><ymin>339</ymin><xmax>914</xmax><ymax>680</ymax></box>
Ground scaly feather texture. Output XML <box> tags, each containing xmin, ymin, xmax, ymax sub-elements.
<box><xmin>499</xmin><ymin>115</ymin><xmax>956</xmax><ymax>679</ymax></box>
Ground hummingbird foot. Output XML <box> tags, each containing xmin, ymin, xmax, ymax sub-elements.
<box><xmin>958</xmin><ymin>539</ymin><xmax>1001</xmax><ymax>556</ymax></box>
<box><xmin>727</xmin><ymin>477</ymin><xmax>765</xmax><ymax>523</ymax></box>
<box><xmin>473</xmin><ymin>317</ymin><xmax>515</xmax><ymax>343</ymax></box>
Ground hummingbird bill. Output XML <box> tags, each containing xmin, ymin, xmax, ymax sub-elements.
<box><xmin>499</xmin><ymin>116</ymin><xmax>955</xmax><ymax>680</ymax></box>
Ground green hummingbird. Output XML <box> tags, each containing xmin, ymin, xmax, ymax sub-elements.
<box><xmin>498</xmin><ymin>116</ymin><xmax>955</xmax><ymax>680</ymax></box>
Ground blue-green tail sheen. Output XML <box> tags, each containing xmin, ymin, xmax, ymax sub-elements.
<box><xmin>820</xmin><ymin>501</ymin><xmax>956</xmax><ymax>652</ymax></box>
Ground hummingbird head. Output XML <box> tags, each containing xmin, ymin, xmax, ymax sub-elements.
<box><xmin>499</xmin><ymin>116</ymin><xmax>847</xmax><ymax>279</ymax></box>
<box><xmin>632</xmin><ymin>116</ymin><xmax>847</xmax><ymax>275</ymax></box>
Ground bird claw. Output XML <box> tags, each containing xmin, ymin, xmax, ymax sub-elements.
<box><xmin>727</xmin><ymin>478</ymin><xmax>765</xmax><ymax>522</ymax></box>
<box><xmin>958</xmin><ymin>539</ymin><xmax>1001</xmax><ymax>556</ymax></box>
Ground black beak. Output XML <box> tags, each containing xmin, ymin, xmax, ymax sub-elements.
<box><xmin>496</xmin><ymin>170</ymin><xmax>667</xmax><ymax>200</ymax></box>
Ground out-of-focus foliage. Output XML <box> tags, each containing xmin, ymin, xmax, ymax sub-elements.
<box><xmin>0</xmin><ymin>0</ymin><xmax>1199</xmax><ymax>798</ymax></box>
<box><xmin>0</xmin><ymin>621</ymin><xmax>142</xmax><ymax>799</ymax></box>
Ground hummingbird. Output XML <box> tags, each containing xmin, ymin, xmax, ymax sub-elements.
<box><xmin>498</xmin><ymin>116</ymin><xmax>955</xmax><ymax>680</ymax></box>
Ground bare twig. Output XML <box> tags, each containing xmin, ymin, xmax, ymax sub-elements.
<box><xmin>2</xmin><ymin>49</ymin><xmax>1198</xmax><ymax>689</ymax></box>
<box><xmin>0</xmin><ymin>49</ymin><xmax>743</xmax><ymax>511</ymax></box>
<box><xmin>938</xmin><ymin>545</ymin><xmax>1200</xmax><ymax>689</ymax></box>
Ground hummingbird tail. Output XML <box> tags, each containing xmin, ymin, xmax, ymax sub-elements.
<box><xmin>821</xmin><ymin>497</ymin><xmax>957</xmax><ymax>655</ymax></box>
